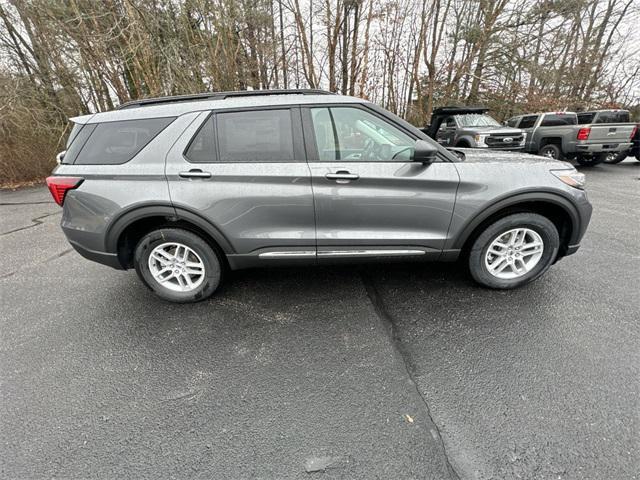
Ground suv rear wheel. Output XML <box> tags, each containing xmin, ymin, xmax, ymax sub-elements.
<box><xmin>469</xmin><ymin>213</ymin><xmax>559</xmax><ymax>289</ymax></box>
<box><xmin>134</xmin><ymin>228</ymin><xmax>222</xmax><ymax>303</ymax></box>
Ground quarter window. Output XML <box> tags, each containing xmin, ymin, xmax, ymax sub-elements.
<box><xmin>185</xmin><ymin>116</ymin><xmax>217</xmax><ymax>163</ymax></box>
<box><xmin>73</xmin><ymin>117</ymin><xmax>174</xmax><ymax>165</ymax></box>
<box><xmin>310</xmin><ymin>106</ymin><xmax>415</xmax><ymax>162</ymax></box>
<box><xmin>216</xmin><ymin>109</ymin><xmax>294</xmax><ymax>162</ymax></box>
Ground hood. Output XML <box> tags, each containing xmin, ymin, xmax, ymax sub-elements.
<box><xmin>452</xmin><ymin>148</ymin><xmax>573</xmax><ymax>168</ymax></box>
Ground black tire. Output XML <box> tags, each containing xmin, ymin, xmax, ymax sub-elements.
<box><xmin>538</xmin><ymin>144</ymin><xmax>562</xmax><ymax>160</ymax></box>
<box><xmin>134</xmin><ymin>228</ymin><xmax>222</xmax><ymax>303</ymax></box>
<box><xmin>603</xmin><ymin>150</ymin><xmax>629</xmax><ymax>164</ymax></box>
<box><xmin>468</xmin><ymin>213</ymin><xmax>560</xmax><ymax>290</ymax></box>
<box><xmin>576</xmin><ymin>153</ymin><xmax>606</xmax><ymax>166</ymax></box>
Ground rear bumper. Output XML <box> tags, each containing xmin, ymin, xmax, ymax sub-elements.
<box><xmin>575</xmin><ymin>142</ymin><xmax>632</xmax><ymax>153</ymax></box>
<box><xmin>68</xmin><ymin>239</ymin><xmax>124</xmax><ymax>270</ymax></box>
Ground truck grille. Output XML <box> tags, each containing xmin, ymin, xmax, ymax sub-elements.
<box><xmin>486</xmin><ymin>134</ymin><xmax>524</xmax><ymax>148</ymax></box>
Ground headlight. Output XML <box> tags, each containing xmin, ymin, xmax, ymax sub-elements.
<box><xmin>551</xmin><ymin>169</ymin><xmax>586</xmax><ymax>189</ymax></box>
<box><xmin>520</xmin><ymin>132</ymin><xmax>527</xmax><ymax>145</ymax></box>
<box><xmin>474</xmin><ymin>134</ymin><xmax>488</xmax><ymax>146</ymax></box>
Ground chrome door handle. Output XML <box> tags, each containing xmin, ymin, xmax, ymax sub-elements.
<box><xmin>179</xmin><ymin>169</ymin><xmax>211</xmax><ymax>178</ymax></box>
<box><xmin>325</xmin><ymin>171</ymin><xmax>359</xmax><ymax>182</ymax></box>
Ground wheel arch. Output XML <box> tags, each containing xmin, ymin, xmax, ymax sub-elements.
<box><xmin>105</xmin><ymin>204</ymin><xmax>234</xmax><ymax>269</ymax></box>
<box><xmin>452</xmin><ymin>192</ymin><xmax>581</xmax><ymax>259</ymax></box>
<box><xmin>455</xmin><ymin>137</ymin><xmax>473</xmax><ymax>148</ymax></box>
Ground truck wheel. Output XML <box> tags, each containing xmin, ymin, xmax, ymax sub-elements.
<box><xmin>538</xmin><ymin>144</ymin><xmax>561</xmax><ymax>159</ymax></box>
<box><xmin>468</xmin><ymin>213</ymin><xmax>559</xmax><ymax>290</ymax></box>
<box><xmin>604</xmin><ymin>151</ymin><xmax>628</xmax><ymax>164</ymax></box>
<box><xmin>576</xmin><ymin>153</ymin><xmax>606</xmax><ymax>166</ymax></box>
<box><xmin>134</xmin><ymin>228</ymin><xmax>223</xmax><ymax>303</ymax></box>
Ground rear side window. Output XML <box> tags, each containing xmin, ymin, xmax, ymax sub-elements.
<box><xmin>541</xmin><ymin>114</ymin><xmax>576</xmax><ymax>127</ymax></box>
<box><xmin>594</xmin><ymin>111</ymin><xmax>630</xmax><ymax>123</ymax></box>
<box><xmin>73</xmin><ymin>117</ymin><xmax>175</xmax><ymax>165</ymax></box>
<box><xmin>216</xmin><ymin>109</ymin><xmax>294</xmax><ymax>162</ymax></box>
<box><xmin>518</xmin><ymin>115</ymin><xmax>538</xmax><ymax>129</ymax></box>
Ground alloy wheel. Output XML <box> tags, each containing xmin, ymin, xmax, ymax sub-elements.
<box><xmin>148</xmin><ymin>242</ymin><xmax>206</xmax><ymax>292</ymax></box>
<box><xmin>484</xmin><ymin>228</ymin><xmax>544</xmax><ymax>280</ymax></box>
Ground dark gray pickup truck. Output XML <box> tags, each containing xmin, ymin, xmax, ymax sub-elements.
<box><xmin>506</xmin><ymin>111</ymin><xmax>635</xmax><ymax>165</ymax></box>
<box><xmin>422</xmin><ymin>107</ymin><xmax>525</xmax><ymax>151</ymax></box>
<box><xmin>575</xmin><ymin>110</ymin><xmax>639</xmax><ymax>164</ymax></box>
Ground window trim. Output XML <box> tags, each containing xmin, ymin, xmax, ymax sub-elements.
<box><xmin>302</xmin><ymin>103</ymin><xmax>447</xmax><ymax>164</ymax></box>
<box><xmin>182</xmin><ymin>106</ymin><xmax>305</xmax><ymax>164</ymax></box>
<box><xmin>70</xmin><ymin>116</ymin><xmax>175</xmax><ymax>165</ymax></box>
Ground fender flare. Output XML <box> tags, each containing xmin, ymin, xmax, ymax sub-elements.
<box><xmin>104</xmin><ymin>203</ymin><xmax>235</xmax><ymax>254</ymax></box>
<box><xmin>449</xmin><ymin>191</ymin><xmax>582</xmax><ymax>250</ymax></box>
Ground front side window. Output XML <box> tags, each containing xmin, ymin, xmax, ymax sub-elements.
<box><xmin>311</xmin><ymin>107</ymin><xmax>415</xmax><ymax>162</ymax></box>
<box><xmin>518</xmin><ymin>115</ymin><xmax>539</xmax><ymax>129</ymax></box>
<box><xmin>506</xmin><ymin>118</ymin><xmax>519</xmax><ymax>127</ymax></box>
<box><xmin>73</xmin><ymin>117</ymin><xmax>174</xmax><ymax>165</ymax></box>
<box><xmin>216</xmin><ymin>109</ymin><xmax>294</xmax><ymax>162</ymax></box>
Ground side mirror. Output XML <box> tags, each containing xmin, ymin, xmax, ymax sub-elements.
<box><xmin>412</xmin><ymin>140</ymin><xmax>438</xmax><ymax>164</ymax></box>
<box><xmin>56</xmin><ymin>150</ymin><xmax>66</xmax><ymax>165</ymax></box>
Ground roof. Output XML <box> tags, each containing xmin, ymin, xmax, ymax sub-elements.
<box><xmin>432</xmin><ymin>106</ymin><xmax>489</xmax><ymax>116</ymax></box>
<box><xmin>70</xmin><ymin>90</ymin><xmax>368</xmax><ymax>124</ymax></box>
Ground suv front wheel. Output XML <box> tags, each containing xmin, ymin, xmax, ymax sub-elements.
<box><xmin>134</xmin><ymin>228</ymin><xmax>222</xmax><ymax>303</ymax></box>
<box><xmin>468</xmin><ymin>213</ymin><xmax>559</xmax><ymax>289</ymax></box>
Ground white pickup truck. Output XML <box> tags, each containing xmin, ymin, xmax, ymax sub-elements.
<box><xmin>505</xmin><ymin>111</ymin><xmax>636</xmax><ymax>165</ymax></box>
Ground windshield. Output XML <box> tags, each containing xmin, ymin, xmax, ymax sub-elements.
<box><xmin>455</xmin><ymin>114</ymin><xmax>500</xmax><ymax>127</ymax></box>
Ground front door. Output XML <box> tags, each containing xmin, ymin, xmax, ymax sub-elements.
<box><xmin>435</xmin><ymin>116</ymin><xmax>457</xmax><ymax>146</ymax></box>
<box><xmin>165</xmin><ymin>107</ymin><xmax>316</xmax><ymax>264</ymax></box>
<box><xmin>303</xmin><ymin>105</ymin><xmax>459</xmax><ymax>261</ymax></box>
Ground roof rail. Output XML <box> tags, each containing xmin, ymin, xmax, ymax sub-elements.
<box><xmin>117</xmin><ymin>89</ymin><xmax>335</xmax><ymax>110</ymax></box>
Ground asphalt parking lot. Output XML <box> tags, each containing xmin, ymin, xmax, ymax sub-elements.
<box><xmin>1</xmin><ymin>159</ymin><xmax>639</xmax><ymax>480</ymax></box>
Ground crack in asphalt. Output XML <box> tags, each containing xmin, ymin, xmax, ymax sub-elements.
<box><xmin>0</xmin><ymin>211</ymin><xmax>61</xmax><ymax>236</ymax></box>
<box><xmin>361</xmin><ymin>272</ymin><xmax>462</xmax><ymax>480</ymax></box>
<box><xmin>0</xmin><ymin>248</ymin><xmax>73</xmax><ymax>280</ymax></box>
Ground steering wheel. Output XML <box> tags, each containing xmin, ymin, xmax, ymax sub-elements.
<box><xmin>363</xmin><ymin>138</ymin><xmax>384</xmax><ymax>161</ymax></box>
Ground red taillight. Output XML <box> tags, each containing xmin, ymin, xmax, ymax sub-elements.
<box><xmin>46</xmin><ymin>176</ymin><xmax>84</xmax><ymax>206</ymax></box>
<box><xmin>631</xmin><ymin>125</ymin><xmax>638</xmax><ymax>140</ymax></box>
<box><xmin>577</xmin><ymin>127</ymin><xmax>591</xmax><ymax>141</ymax></box>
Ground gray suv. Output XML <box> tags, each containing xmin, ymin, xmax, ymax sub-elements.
<box><xmin>47</xmin><ymin>90</ymin><xmax>592</xmax><ymax>303</ymax></box>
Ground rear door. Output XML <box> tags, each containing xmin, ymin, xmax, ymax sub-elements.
<box><xmin>165</xmin><ymin>107</ymin><xmax>316</xmax><ymax>262</ymax></box>
<box><xmin>303</xmin><ymin>105</ymin><xmax>459</xmax><ymax>261</ymax></box>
